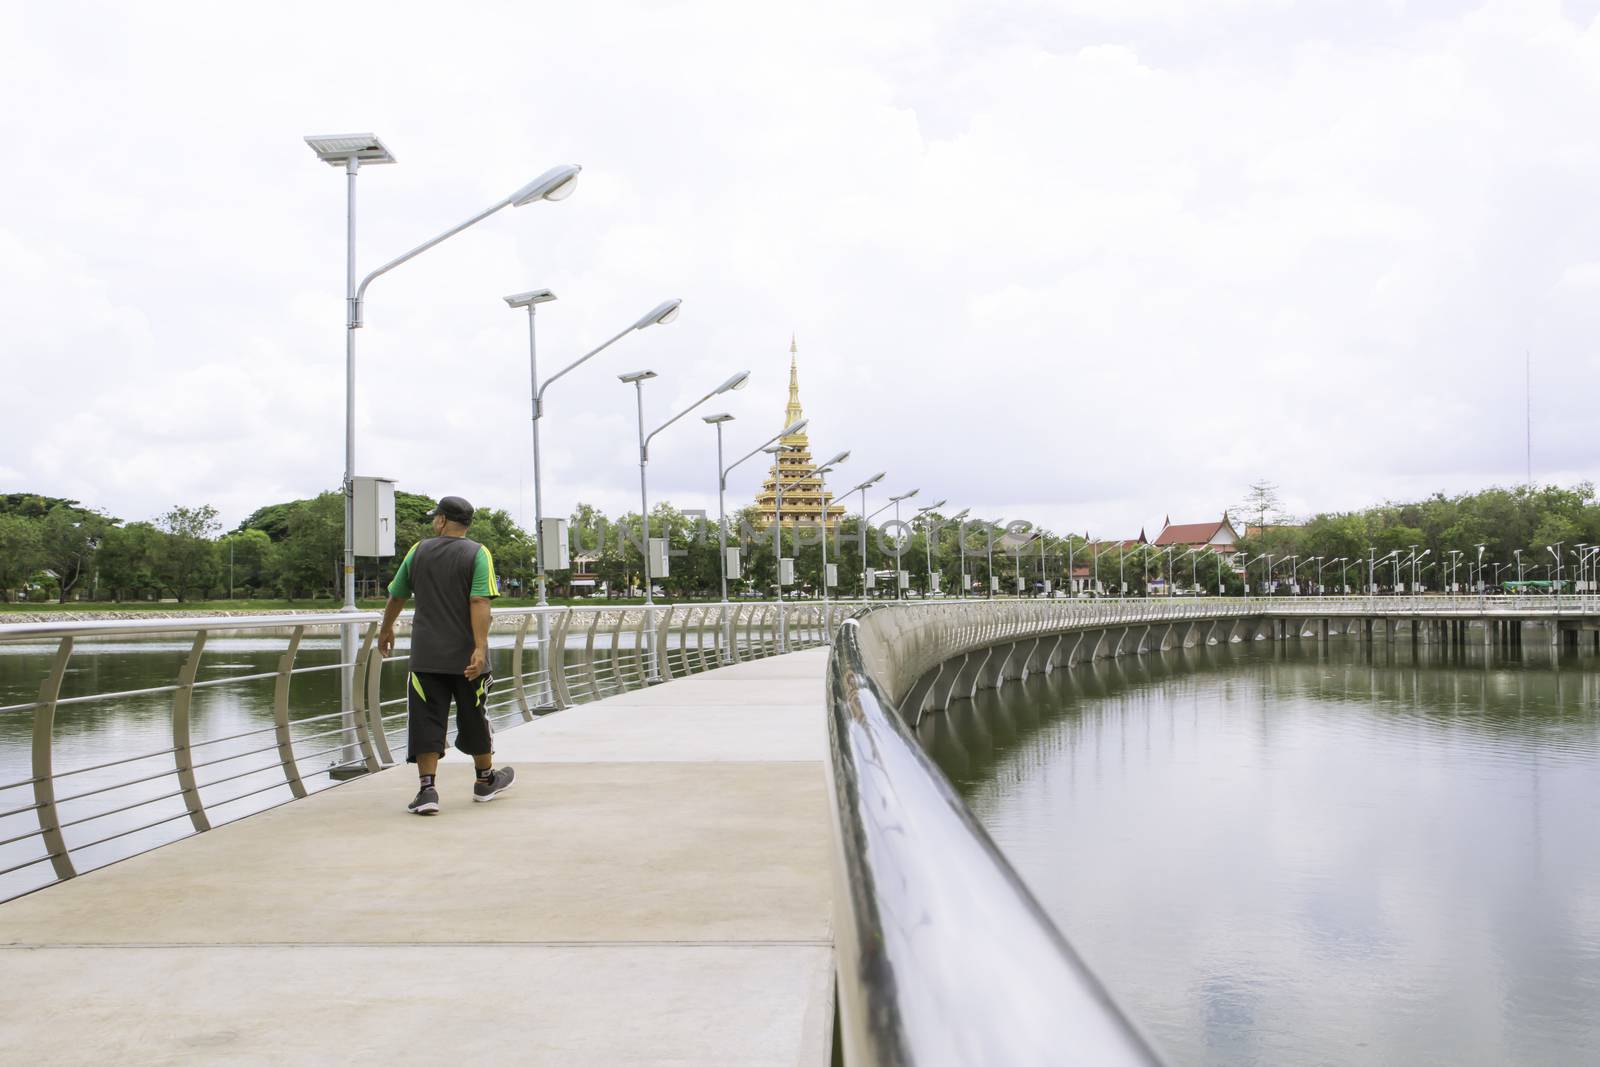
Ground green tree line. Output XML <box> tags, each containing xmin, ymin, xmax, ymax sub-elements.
<box><xmin>2</xmin><ymin>481</ymin><xmax>1597</xmax><ymax>603</ymax></box>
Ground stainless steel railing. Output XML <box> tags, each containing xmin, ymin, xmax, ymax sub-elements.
<box><xmin>0</xmin><ymin>599</ymin><xmax>856</xmax><ymax>903</ymax></box>
<box><xmin>822</xmin><ymin>592</ymin><xmax>1598</xmax><ymax>1065</ymax></box>
<box><xmin>826</xmin><ymin>604</ymin><xmax>1166</xmax><ymax>1066</ymax></box>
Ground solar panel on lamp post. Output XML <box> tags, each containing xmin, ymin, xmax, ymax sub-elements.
<box><xmin>627</xmin><ymin>368</ymin><xmax>750</xmax><ymax>680</ymax></box>
<box><xmin>772</xmin><ymin>449</ymin><xmax>850</xmax><ymax>650</ymax></box>
<box><xmin>889</xmin><ymin>490</ymin><xmax>921</xmax><ymax>601</ymax></box>
<box><xmin>305</xmin><ymin>133</ymin><xmax>577</xmax><ymax>778</ymax></box>
<box><xmin>714</xmin><ymin>418</ymin><xmax>808</xmax><ymax>658</ymax></box>
<box><xmin>506</xmin><ymin>293</ymin><xmax>681</xmax><ymax>609</ymax></box>
<box><xmin>843</xmin><ymin>472</ymin><xmax>886</xmax><ymax>602</ymax></box>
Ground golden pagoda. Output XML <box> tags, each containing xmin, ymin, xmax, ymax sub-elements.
<box><xmin>753</xmin><ymin>337</ymin><xmax>847</xmax><ymax>528</ymax></box>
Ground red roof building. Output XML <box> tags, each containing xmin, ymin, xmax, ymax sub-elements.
<box><xmin>1152</xmin><ymin>514</ymin><xmax>1242</xmax><ymax>552</ymax></box>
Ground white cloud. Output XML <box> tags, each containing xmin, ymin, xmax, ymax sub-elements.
<box><xmin>2</xmin><ymin>0</ymin><xmax>1599</xmax><ymax>536</ymax></box>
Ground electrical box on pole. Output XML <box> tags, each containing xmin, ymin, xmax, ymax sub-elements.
<box><xmin>864</xmin><ymin>570</ymin><xmax>876</xmax><ymax>589</ymax></box>
<box><xmin>649</xmin><ymin>538</ymin><xmax>670</xmax><ymax>579</ymax></box>
<box><xmin>352</xmin><ymin>477</ymin><xmax>396</xmax><ymax>557</ymax></box>
<box><xmin>779</xmin><ymin>558</ymin><xmax>795</xmax><ymax>586</ymax></box>
<box><xmin>725</xmin><ymin>547</ymin><xmax>742</xmax><ymax>580</ymax></box>
<box><xmin>990</xmin><ymin>576</ymin><xmax>1000</xmax><ymax>593</ymax></box>
<box><xmin>898</xmin><ymin>570</ymin><xmax>909</xmax><ymax>590</ymax></box>
<box><xmin>539</xmin><ymin>518</ymin><xmax>569</xmax><ymax>571</ymax></box>
<box><xmin>825</xmin><ymin>563</ymin><xmax>837</xmax><ymax>587</ymax></box>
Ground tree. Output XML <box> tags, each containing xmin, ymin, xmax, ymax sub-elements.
<box><xmin>40</xmin><ymin>505</ymin><xmax>111</xmax><ymax>602</ymax></box>
<box><xmin>153</xmin><ymin>505</ymin><xmax>221</xmax><ymax>601</ymax></box>
<box><xmin>96</xmin><ymin>522</ymin><xmax>165</xmax><ymax>602</ymax></box>
<box><xmin>1233</xmin><ymin>479</ymin><xmax>1286</xmax><ymax>530</ymax></box>
<box><xmin>218</xmin><ymin>529</ymin><xmax>274</xmax><ymax>597</ymax></box>
<box><xmin>0</xmin><ymin>515</ymin><xmax>45</xmax><ymax>601</ymax></box>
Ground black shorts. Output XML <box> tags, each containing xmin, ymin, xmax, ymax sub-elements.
<box><xmin>407</xmin><ymin>671</ymin><xmax>495</xmax><ymax>763</ymax></box>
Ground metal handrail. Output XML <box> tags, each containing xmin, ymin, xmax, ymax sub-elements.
<box><xmin>820</xmin><ymin>593</ymin><xmax>1597</xmax><ymax>1065</ymax></box>
<box><xmin>0</xmin><ymin>599</ymin><xmax>850</xmax><ymax>902</ymax></box>
<box><xmin>826</xmin><ymin>611</ymin><xmax>1165</xmax><ymax>1066</ymax></box>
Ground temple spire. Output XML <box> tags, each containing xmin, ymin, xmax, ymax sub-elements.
<box><xmin>783</xmin><ymin>335</ymin><xmax>804</xmax><ymax>436</ymax></box>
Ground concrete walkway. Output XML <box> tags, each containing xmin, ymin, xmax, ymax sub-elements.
<box><xmin>0</xmin><ymin>648</ymin><xmax>835</xmax><ymax>1065</ymax></box>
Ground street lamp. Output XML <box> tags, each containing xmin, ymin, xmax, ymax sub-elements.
<box><xmin>306</xmin><ymin>132</ymin><xmax>578</xmax><ymax>775</ymax></box>
<box><xmin>889</xmin><ymin>490</ymin><xmax>924</xmax><ymax>601</ymax></box>
<box><xmin>623</xmin><ymin>367</ymin><xmax>750</xmax><ymax>679</ymax></box>
<box><xmin>710</xmin><ymin>416</ymin><xmax>808</xmax><ymax>659</ymax></box>
<box><xmin>914</xmin><ymin>500</ymin><xmax>946</xmax><ymax>597</ymax></box>
<box><xmin>507</xmin><ymin>293</ymin><xmax>682</xmax><ymax>608</ymax></box>
<box><xmin>843</xmin><ymin>471</ymin><xmax>886</xmax><ymax>600</ymax></box>
<box><xmin>773</xmin><ymin>450</ymin><xmax>851</xmax><ymax>650</ymax></box>
<box><xmin>947</xmin><ymin>509</ymin><xmax>972</xmax><ymax>597</ymax></box>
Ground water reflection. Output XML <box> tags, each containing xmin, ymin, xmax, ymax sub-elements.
<box><xmin>918</xmin><ymin>641</ymin><xmax>1600</xmax><ymax>1067</ymax></box>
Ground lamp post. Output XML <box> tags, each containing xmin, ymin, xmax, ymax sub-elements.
<box><xmin>947</xmin><ymin>509</ymin><xmax>971</xmax><ymax>597</ymax></box>
<box><xmin>1546</xmin><ymin>542</ymin><xmax>1564</xmax><ymax>596</ymax></box>
<box><xmin>306</xmin><ymin>133</ymin><xmax>578</xmax><ymax>776</ymax></box>
<box><xmin>508</xmin><ymin>293</ymin><xmax>682</xmax><ymax>607</ymax></box>
<box><xmin>710</xmin><ymin>416</ymin><xmax>809</xmax><ymax>657</ymax></box>
<box><xmin>986</xmin><ymin>519</ymin><xmax>999</xmax><ymax>599</ymax></box>
<box><xmin>773</xmin><ymin>450</ymin><xmax>851</xmax><ymax>650</ymax></box>
<box><xmin>623</xmin><ymin>368</ymin><xmax>751</xmax><ymax>680</ymax></box>
<box><xmin>890</xmin><ymin>490</ymin><xmax>922</xmax><ymax>601</ymax></box>
<box><xmin>915</xmin><ymin>500</ymin><xmax>946</xmax><ymax>597</ymax></box>
<box><xmin>842</xmin><ymin>472</ymin><xmax>886</xmax><ymax>601</ymax></box>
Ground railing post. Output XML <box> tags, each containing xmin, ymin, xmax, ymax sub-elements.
<box><xmin>360</xmin><ymin>625</ymin><xmax>394</xmax><ymax>766</ymax></box>
<box><xmin>349</xmin><ymin>623</ymin><xmax>382</xmax><ymax>773</ymax></box>
<box><xmin>31</xmin><ymin>636</ymin><xmax>77</xmax><ymax>882</ymax></box>
<box><xmin>172</xmin><ymin>631</ymin><xmax>212</xmax><ymax>833</ymax></box>
<box><xmin>512</xmin><ymin>612</ymin><xmax>534</xmax><ymax>721</ymax></box>
<box><xmin>549</xmin><ymin>609</ymin><xmax>574</xmax><ymax>708</ymax></box>
<box><xmin>272</xmin><ymin>626</ymin><xmax>309</xmax><ymax>800</ymax></box>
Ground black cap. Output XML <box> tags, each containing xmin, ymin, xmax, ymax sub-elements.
<box><xmin>427</xmin><ymin>496</ymin><xmax>474</xmax><ymax>525</ymax></box>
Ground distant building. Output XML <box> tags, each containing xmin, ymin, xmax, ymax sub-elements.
<box><xmin>1153</xmin><ymin>514</ymin><xmax>1242</xmax><ymax>553</ymax></box>
<box><xmin>752</xmin><ymin>337</ymin><xmax>847</xmax><ymax>528</ymax></box>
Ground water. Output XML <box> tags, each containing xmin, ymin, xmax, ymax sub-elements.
<box><xmin>918</xmin><ymin>641</ymin><xmax>1600</xmax><ymax>1067</ymax></box>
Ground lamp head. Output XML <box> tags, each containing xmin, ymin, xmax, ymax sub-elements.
<box><xmin>305</xmin><ymin>133</ymin><xmax>395</xmax><ymax>166</ymax></box>
<box><xmin>821</xmin><ymin>450</ymin><xmax>850</xmax><ymax>468</ymax></box>
<box><xmin>633</xmin><ymin>299</ymin><xmax>682</xmax><ymax>330</ymax></box>
<box><xmin>779</xmin><ymin>418</ymin><xmax>808</xmax><ymax>437</ymax></box>
<box><xmin>703</xmin><ymin>412</ymin><xmax>735</xmax><ymax>424</ymax></box>
<box><xmin>503</xmin><ymin>288</ymin><xmax>557</xmax><ymax>308</ymax></box>
<box><xmin>510</xmin><ymin>164</ymin><xmax>582</xmax><ymax>206</ymax></box>
<box><xmin>618</xmin><ymin>369</ymin><xmax>657</xmax><ymax>384</ymax></box>
<box><xmin>891</xmin><ymin>489</ymin><xmax>920</xmax><ymax>503</ymax></box>
<box><xmin>951</xmin><ymin>508</ymin><xmax>970</xmax><ymax>521</ymax></box>
<box><xmin>715</xmin><ymin>370</ymin><xmax>751</xmax><ymax>394</ymax></box>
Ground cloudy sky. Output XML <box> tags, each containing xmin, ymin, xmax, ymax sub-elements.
<box><xmin>5</xmin><ymin>0</ymin><xmax>1599</xmax><ymax>539</ymax></box>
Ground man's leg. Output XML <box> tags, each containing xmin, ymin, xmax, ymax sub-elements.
<box><xmin>452</xmin><ymin>674</ymin><xmax>514</xmax><ymax>802</ymax></box>
<box><xmin>405</xmin><ymin>673</ymin><xmax>450</xmax><ymax>815</ymax></box>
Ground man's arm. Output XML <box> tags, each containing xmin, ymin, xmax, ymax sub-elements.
<box><xmin>465</xmin><ymin>596</ymin><xmax>491</xmax><ymax>679</ymax></box>
<box><xmin>378</xmin><ymin>596</ymin><xmax>406</xmax><ymax>657</ymax></box>
<box><xmin>379</xmin><ymin>543</ymin><xmax>417</xmax><ymax>657</ymax></box>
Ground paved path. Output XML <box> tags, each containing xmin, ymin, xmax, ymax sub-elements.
<box><xmin>0</xmin><ymin>648</ymin><xmax>835</xmax><ymax>1065</ymax></box>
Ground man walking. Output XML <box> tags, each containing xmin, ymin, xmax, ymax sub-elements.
<box><xmin>378</xmin><ymin>495</ymin><xmax>515</xmax><ymax>815</ymax></box>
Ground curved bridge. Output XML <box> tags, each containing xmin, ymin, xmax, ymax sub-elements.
<box><xmin>823</xmin><ymin>596</ymin><xmax>1596</xmax><ymax>1065</ymax></box>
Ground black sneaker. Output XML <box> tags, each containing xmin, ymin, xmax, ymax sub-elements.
<box><xmin>407</xmin><ymin>786</ymin><xmax>440</xmax><ymax>815</ymax></box>
<box><xmin>473</xmin><ymin>766</ymin><xmax>516</xmax><ymax>803</ymax></box>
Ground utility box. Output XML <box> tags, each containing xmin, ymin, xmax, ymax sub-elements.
<box><xmin>1017</xmin><ymin>576</ymin><xmax>1027</xmax><ymax>593</ymax></box>
<box><xmin>649</xmin><ymin>538</ymin><xmax>670</xmax><ymax>579</ymax></box>
<box><xmin>825</xmin><ymin>563</ymin><xmax>838</xmax><ymax>587</ymax></box>
<box><xmin>779</xmin><ymin>558</ymin><xmax>795</xmax><ymax>586</ymax></box>
<box><xmin>864</xmin><ymin>570</ymin><xmax>876</xmax><ymax>590</ymax></box>
<box><xmin>725</xmin><ymin>547</ymin><xmax>742</xmax><ymax>580</ymax></box>
<box><xmin>1042</xmin><ymin>579</ymin><xmax>1052</xmax><ymax>595</ymax></box>
<box><xmin>990</xmin><ymin>576</ymin><xmax>1000</xmax><ymax>593</ymax></box>
<box><xmin>961</xmin><ymin>572</ymin><xmax>970</xmax><ymax>592</ymax></box>
<box><xmin>898</xmin><ymin>570</ymin><xmax>909</xmax><ymax>590</ymax></box>
<box><xmin>352</xmin><ymin>477</ymin><xmax>396</xmax><ymax>557</ymax></box>
<box><xmin>929</xmin><ymin>572</ymin><xmax>941</xmax><ymax>594</ymax></box>
<box><xmin>539</xmin><ymin>518</ymin><xmax>569</xmax><ymax>571</ymax></box>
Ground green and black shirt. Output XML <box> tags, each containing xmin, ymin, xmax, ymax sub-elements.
<box><xmin>388</xmin><ymin>535</ymin><xmax>499</xmax><ymax>674</ymax></box>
